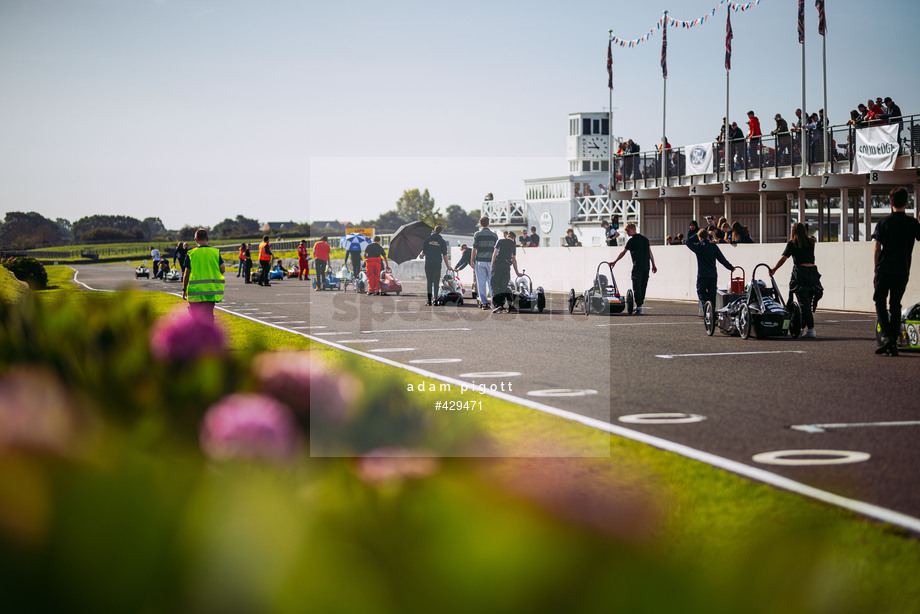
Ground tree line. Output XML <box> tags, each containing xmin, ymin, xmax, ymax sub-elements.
<box><xmin>0</xmin><ymin>189</ymin><xmax>481</xmax><ymax>250</ymax></box>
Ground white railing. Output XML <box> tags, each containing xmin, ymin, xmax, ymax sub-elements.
<box><xmin>481</xmin><ymin>199</ymin><xmax>525</xmax><ymax>225</ymax></box>
<box><xmin>575</xmin><ymin>196</ymin><xmax>639</xmax><ymax>222</ymax></box>
<box><xmin>525</xmin><ymin>179</ymin><xmax>572</xmax><ymax>201</ymax></box>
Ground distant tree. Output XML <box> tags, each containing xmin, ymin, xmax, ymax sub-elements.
<box><xmin>72</xmin><ymin>215</ymin><xmax>144</xmax><ymax>242</ymax></box>
<box><xmin>55</xmin><ymin>218</ymin><xmax>73</xmax><ymax>242</ymax></box>
<box><xmin>373</xmin><ymin>210</ymin><xmax>405</xmax><ymax>233</ymax></box>
<box><xmin>141</xmin><ymin>217</ymin><xmax>167</xmax><ymax>239</ymax></box>
<box><xmin>396</xmin><ymin>189</ymin><xmax>444</xmax><ymax>227</ymax></box>
<box><xmin>0</xmin><ymin>211</ymin><xmax>63</xmax><ymax>249</ymax></box>
<box><xmin>444</xmin><ymin>204</ymin><xmax>478</xmax><ymax>234</ymax></box>
<box><xmin>81</xmin><ymin>227</ymin><xmax>144</xmax><ymax>242</ymax></box>
<box><xmin>177</xmin><ymin>226</ymin><xmax>199</xmax><ymax>241</ymax></box>
<box><xmin>212</xmin><ymin>215</ymin><xmax>261</xmax><ymax>239</ymax></box>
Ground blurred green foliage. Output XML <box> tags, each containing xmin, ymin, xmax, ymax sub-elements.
<box><xmin>2</xmin><ymin>256</ymin><xmax>48</xmax><ymax>290</ymax></box>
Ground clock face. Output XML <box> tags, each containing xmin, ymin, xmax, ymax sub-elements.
<box><xmin>579</xmin><ymin>135</ymin><xmax>609</xmax><ymax>159</ymax></box>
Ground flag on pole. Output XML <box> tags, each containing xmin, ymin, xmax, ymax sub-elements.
<box><xmin>607</xmin><ymin>38</ymin><xmax>613</xmax><ymax>89</ymax></box>
<box><xmin>798</xmin><ymin>0</ymin><xmax>805</xmax><ymax>43</ymax></box>
<box><xmin>815</xmin><ymin>0</ymin><xmax>826</xmax><ymax>35</ymax></box>
<box><xmin>725</xmin><ymin>9</ymin><xmax>733</xmax><ymax>70</ymax></box>
<box><xmin>660</xmin><ymin>18</ymin><xmax>668</xmax><ymax>78</ymax></box>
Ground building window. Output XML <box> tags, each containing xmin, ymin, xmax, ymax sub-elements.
<box><xmin>601</xmin><ymin>160</ymin><xmax>609</xmax><ymax>172</ymax></box>
<box><xmin>582</xmin><ymin>161</ymin><xmax>591</xmax><ymax>172</ymax></box>
<box><xmin>602</xmin><ymin>118</ymin><xmax>609</xmax><ymax>135</ymax></box>
<box><xmin>582</xmin><ymin>118</ymin><xmax>591</xmax><ymax>135</ymax></box>
<box><xmin>592</xmin><ymin>161</ymin><xmax>600</xmax><ymax>171</ymax></box>
<box><xmin>593</xmin><ymin>119</ymin><xmax>600</xmax><ymax>134</ymax></box>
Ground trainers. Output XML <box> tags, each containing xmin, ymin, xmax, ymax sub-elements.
<box><xmin>506</xmin><ymin>305</ymin><xmax>518</xmax><ymax>313</ymax></box>
<box><xmin>492</xmin><ymin>306</ymin><xmax>504</xmax><ymax>313</ymax></box>
<box><xmin>889</xmin><ymin>343</ymin><xmax>900</xmax><ymax>357</ymax></box>
<box><xmin>635</xmin><ymin>306</ymin><xmax>643</xmax><ymax>314</ymax></box>
<box><xmin>875</xmin><ymin>338</ymin><xmax>891</xmax><ymax>355</ymax></box>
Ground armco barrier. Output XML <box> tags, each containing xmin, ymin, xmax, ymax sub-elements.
<box><xmin>451</xmin><ymin>243</ymin><xmax>920</xmax><ymax>313</ymax></box>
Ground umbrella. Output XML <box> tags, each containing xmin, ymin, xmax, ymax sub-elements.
<box><xmin>387</xmin><ymin>221</ymin><xmax>432</xmax><ymax>264</ymax></box>
<box><xmin>340</xmin><ymin>232</ymin><xmax>371</xmax><ymax>252</ymax></box>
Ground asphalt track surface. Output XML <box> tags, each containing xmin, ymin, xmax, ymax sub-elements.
<box><xmin>72</xmin><ymin>264</ymin><xmax>920</xmax><ymax>532</ymax></box>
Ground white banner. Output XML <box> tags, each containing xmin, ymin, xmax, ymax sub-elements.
<box><xmin>854</xmin><ymin>125</ymin><xmax>899</xmax><ymax>174</ymax></box>
<box><xmin>686</xmin><ymin>142</ymin><xmax>714</xmax><ymax>175</ymax></box>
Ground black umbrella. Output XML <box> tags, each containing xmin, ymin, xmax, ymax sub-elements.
<box><xmin>387</xmin><ymin>220</ymin><xmax>433</xmax><ymax>264</ymax></box>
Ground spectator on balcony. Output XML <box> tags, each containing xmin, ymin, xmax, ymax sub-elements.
<box><xmin>856</xmin><ymin>103</ymin><xmax>870</xmax><ymax>126</ymax></box>
<box><xmin>884</xmin><ymin>97</ymin><xmax>903</xmax><ymax>149</ymax></box>
<box><xmin>528</xmin><ymin>226</ymin><xmax>540</xmax><ymax>247</ymax></box>
<box><xmin>729</xmin><ymin>122</ymin><xmax>745</xmax><ymax>170</ymax></box>
<box><xmin>518</xmin><ymin>230</ymin><xmax>530</xmax><ymax>248</ymax></box>
<box><xmin>484</xmin><ymin>192</ymin><xmax>493</xmax><ymax>201</ymax></box>
<box><xmin>704</xmin><ymin>215</ymin><xmax>717</xmax><ymax>231</ymax></box>
<box><xmin>841</xmin><ymin>110</ymin><xmax>860</xmax><ymax>159</ymax></box>
<box><xmin>574</xmin><ymin>186</ymin><xmax>582</xmax><ymax>198</ymax></box>
<box><xmin>772</xmin><ymin>113</ymin><xmax>791</xmax><ymax>165</ymax></box>
<box><xmin>732</xmin><ymin>221</ymin><xmax>754</xmax><ymax>244</ymax></box>
<box><xmin>867</xmin><ymin>99</ymin><xmax>885</xmax><ymax>124</ymax></box>
<box><xmin>746</xmin><ymin>111</ymin><xmax>762</xmax><ymax>167</ymax></box>
<box><xmin>564</xmin><ymin>228</ymin><xmax>582</xmax><ymax>247</ymax></box>
<box><xmin>585</xmin><ymin>185</ymin><xmax>596</xmax><ymax>196</ymax></box>
<box><xmin>627</xmin><ymin>138</ymin><xmax>640</xmax><ymax>180</ymax></box>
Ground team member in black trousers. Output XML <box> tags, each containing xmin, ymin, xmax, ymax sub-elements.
<box><xmin>611</xmin><ymin>222</ymin><xmax>657</xmax><ymax>314</ymax></box>
<box><xmin>420</xmin><ymin>225</ymin><xmax>452</xmax><ymax>306</ymax></box>
<box><xmin>685</xmin><ymin>228</ymin><xmax>734</xmax><ymax>311</ymax></box>
<box><xmin>873</xmin><ymin>186</ymin><xmax>920</xmax><ymax>356</ymax></box>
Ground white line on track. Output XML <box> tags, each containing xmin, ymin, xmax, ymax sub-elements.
<box><xmin>338</xmin><ymin>339</ymin><xmax>380</xmax><ymax>344</ymax></box>
<box><xmin>791</xmin><ymin>420</ymin><xmax>920</xmax><ymax>433</ymax></box>
<box><xmin>656</xmin><ymin>350</ymin><xmax>806</xmax><ymax>359</ymax></box>
<box><xmin>368</xmin><ymin>348</ymin><xmax>416</xmax><ymax>353</ymax></box>
<box><xmin>69</xmin><ymin>269</ymin><xmax>920</xmax><ymax>536</ymax></box>
<box><xmin>289</xmin><ymin>325</ymin><xmax>326</xmax><ymax>329</ymax></box>
<box><xmin>314</xmin><ymin>332</ymin><xmax>352</xmax><ymax>336</ymax></box>
<box><xmin>360</xmin><ymin>328</ymin><xmax>472</xmax><ymax>334</ymax></box>
<box><xmin>825</xmin><ymin>319</ymin><xmax>875</xmax><ymax>323</ymax></box>
<box><xmin>597</xmin><ymin>321</ymin><xmax>697</xmax><ymax>327</ymax></box>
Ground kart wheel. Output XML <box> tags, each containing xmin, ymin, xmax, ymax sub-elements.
<box><xmin>704</xmin><ymin>301</ymin><xmax>716</xmax><ymax>336</ymax></box>
<box><xmin>584</xmin><ymin>290</ymin><xmax>592</xmax><ymax>316</ymax></box>
<box><xmin>537</xmin><ymin>290</ymin><xmax>546</xmax><ymax>313</ymax></box>
<box><xmin>739</xmin><ymin>303</ymin><xmax>752</xmax><ymax>339</ymax></box>
<box><xmin>790</xmin><ymin>303</ymin><xmax>803</xmax><ymax>338</ymax></box>
<box><xmin>568</xmin><ymin>289</ymin><xmax>575</xmax><ymax>314</ymax></box>
<box><xmin>626</xmin><ymin>289</ymin><xmax>635</xmax><ymax>315</ymax></box>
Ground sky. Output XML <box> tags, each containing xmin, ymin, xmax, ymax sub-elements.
<box><xmin>1</xmin><ymin>0</ymin><xmax>917</xmax><ymax>231</ymax></box>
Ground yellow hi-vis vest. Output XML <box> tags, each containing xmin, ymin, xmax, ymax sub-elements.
<box><xmin>186</xmin><ymin>246</ymin><xmax>225</xmax><ymax>303</ymax></box>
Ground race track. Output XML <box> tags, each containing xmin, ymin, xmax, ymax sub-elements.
<box><xmin>72</xmin><ymin>264</ymin><xmax>920</xmax><ymax>532</ymax></box>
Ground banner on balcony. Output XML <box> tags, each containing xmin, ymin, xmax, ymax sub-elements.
<box><xmin>686</xmin><ymin>142</ymin><xmax>714</xmax><ymax>175</ymax></box>
<box><xmin>853</xmin><ymin>125</ymin><xmax>899</xmax><ymax>174</ymax></box>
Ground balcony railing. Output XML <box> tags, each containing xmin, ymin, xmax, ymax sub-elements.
<box><xmin>482</xmin><ymin>199</ymin><xmax>526</xmax><ymax>225</ymax></box>
<box><xmin>612</xmin><ymin>113</ymin><xmax>919</xmax><ymax>190</ymax></box>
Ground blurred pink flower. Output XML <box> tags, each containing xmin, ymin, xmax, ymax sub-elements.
<box><xmin>0</xmin><ymin>367</ymin><xmax>81</xmax><ymax>454</ymax></box>
<box><xmin>149</xmin><ymin>307</ymin><xmax>225</xmax><ymax>362</ymax></box>
<box><xmin>252</xmin><ymin>351</ymin><xmax>361</xmax><ymax>423</ymax></box>
<box><xmin>200</xmin><ymin>393</ymin><xmax>300</xmax><ymax>463</ymax></box>
<box><xmin>355</xmin><ymin>447</ymin><xmax>440</xmax><ymax>486</ymax></box>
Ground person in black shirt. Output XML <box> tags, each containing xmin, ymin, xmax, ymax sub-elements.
<box><xmin>686</xmin><ymin>229</ymin><xmax>734</xmax><ymax>311</ymax></box>
<box><xmin>420</xmin><ymin>225</ymin><xmax>451</xmax><ymax>306</ymax></box>
<box><xmin>490</xmin><ymin>231</ymin><xmax>521</xmax><ymax>313</ymax></box>
<box><xmin>611</xmin><ymin>223</ymin><xmax>657</xmax><ymax>314</ymax></box>
<box><xmin>528</xmin><ymin>226</ymin><xmax>540</xmax><ymax>247</ymax></box>
<box><xmin>873</xmin><ymin>187</ymin><xmax>920</xmax><ymax>355</ymax></box>
<box><xmin>770</xmin><ymin>222</ymin><xmax>822</xmax><ymax>337</ymax></box>
<box><xmin>364</xmin><ymin>236</ymin><xmax>389</xmax><ymax>295</ymax></box>
<box><xmin>455</xmin><ymin>244</ymin><xmax>471</xmax><ymax>271</ymax></box>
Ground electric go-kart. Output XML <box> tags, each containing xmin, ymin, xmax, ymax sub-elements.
<box><xmin>312</xmin><ymin>269</ymin><xmax>342</xmax><ymax>291</ymax></box>
<box><xmin>434</xmin><ymin>272</ymin><xmax>464</xmax><ymax>306</ymax></box>
<box><xmin>510</xmin><ymin>271</ymin><xmax>546</xmax><ymax>313</ymax></box>
<box><xmin>163</xmin><ymin>267</ymin><xmax>182</xmax><ymax>282</ymax></box>
<box><xmin>876</xmin><ymin>302</ymin><xmax>920</xmax><ymax>351</ymax></box>
<box><xmin>135</xmin><ymin>265</ymin><xmax>149</xmax><ymax>279</ymax></box>
<box><xmin>380</xmin><ymin>267</ymin><xmax>402</xmax><ymax>295</ymax></box>
<box><xmin>568</xmin><ymin>261</ymin><xmax>634</xmax><ymax>316</ymax></box>
<box><xmin>704</xmin><ymin>263</ymin><xmax>802</xmax><ymax>339</ymax></box>
<box><xmin>337</xmin><ymin>265</ymin><xmax>355</xmax><ymax>291</ymax></box>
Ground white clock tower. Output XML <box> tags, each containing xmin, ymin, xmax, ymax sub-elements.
<box><xmin>565</xmin><ymin>112</ymin><xmax>615</xmax><ymax>175</ymax></box>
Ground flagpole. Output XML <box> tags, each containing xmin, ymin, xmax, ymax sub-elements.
<box><xmin>822</xmin><ymin>31</ymin><xmax>829</xmax><ymax>175</ymax></box>
<box><xmin>800</xmin><ymin>1</ymin><xmax>807</xmax><ymax>177</ymax></box>
<box><xmin>608</xmin><ymin>30</ymin><xmax>613</xmax><ymax>194</ymax></box>
<box><xmin>661</xmin><ymin>11</ymin><xmax>668</xmax><ymax>186</ymax></box>
<box><xmin>726</xmin><ymin>70</ymin><xmax>730</xmax><ymax>180</ymax></box>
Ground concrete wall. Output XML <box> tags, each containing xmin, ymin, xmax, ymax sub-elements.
<box><xmin>450</xmin><ymin>243</ymin><xmax>920</xmax><ymax>313</ymax></box>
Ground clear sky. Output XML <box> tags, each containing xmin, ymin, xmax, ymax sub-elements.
<box><xmin>1</xmin><ymin>0</ymin><xmax>917</xmax><ymax>230</ymax></box>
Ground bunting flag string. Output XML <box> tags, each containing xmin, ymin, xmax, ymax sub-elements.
<box><xmin>609</xmin><ymin>0</ymin><xmax>763</xmax><ymax>48</ymax></box>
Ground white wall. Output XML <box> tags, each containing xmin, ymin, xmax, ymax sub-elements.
<box><xmin>451</xmin><ymin>243</ymin><xmax>920</xmax><ymax>313</ymax></box>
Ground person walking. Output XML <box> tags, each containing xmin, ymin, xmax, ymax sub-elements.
<box><xmin>181</xmin><ymin>228</ymin><xmax>225</xmax><ymax>322</ymax></box>
<box><xmin>257</xmin><ymin>235</ymin><xmax>273</xmax><ymax>287</ymax></box>
<box><xmin>471</xmin><ymin>216</ymin><xmax>498</xmax><ymax>309</ymax></box>
<box><xmin>237</xmin><ymin>242</ymin><xmax>246</xmax><ymax>277</ymax></box>
<box><xmin>346</xmin><ymin>236</ymin><xmax>363</xmax><ymax>277</ymax></box>
<box><xmin>490</xmin><ymin>230</ymin><xmax>521</xmax><ymax>313</ymax></box>
<box><xmin>686</xmin><ymin>228</ymin><xmax>734</xmax><ymax>311</ymax></box>
<box><xmin>242</xmin><ymin>243</ymin><xmax>253</xmax><ymax>283</ymax></box>
<box><xmin>150</xmin><ymin>245</ymin><xmax>162</xmax><ymax>279</ymax></box>
<box><xmin>770</xmin><ymin>222</ymin><xmax>823</xmax><ymax>338</ymax></box>
<box><xmin>420</xmin><ymin>225</ymin><xmax>451</xmax><ymax>306</ymax></box>
<box><xmin>611</xmin><ymin>223</ymin><xmax>657</xmax><ymax>315</ymax></box>
<box><xmin>363</xmin><ymin>236</ymin><xmax>388</xmax><ymax>295</ymax></box>
<box><xmin>312</xmin><ymin>235</ymin><xmax>331</xmax><ymax>289</ymax></box>
<box><xmin>297</xmin><ymin>240</ymin><xmax>311</xmax><ymax>280</ymax></box>
<box><xmin>872</xmin><ymin>187</ymin><xmax>920</xmax><ymax>356</ymax></box>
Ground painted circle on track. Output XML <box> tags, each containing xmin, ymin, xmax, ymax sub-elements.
<box><xmin>619</xmin><ymin>413</ymin><xmax>707</xmax><ymax>424</ymax></box>
<box><xmin>369</xmin><ymin>348</ymin><xmax>416</xmax><ymax>353</ymax></box>
<box><xmin>409</xmin><ymin>358</ymin><xmax>462</xmax><ymax>364</ymax></box>
<box><xmin>526</xmin><ymin>389</ymin><xmax>598</xmax><ymax>398</ymax></box>
<box><xmin>458</xmin><ymin>371</ymin><xmax>521</xmax><ymax>378</ymax></box>
<box><xmin>752</xmin><ymin>449</ymin><xmax>871</xmax><ymax>466</ymax></box>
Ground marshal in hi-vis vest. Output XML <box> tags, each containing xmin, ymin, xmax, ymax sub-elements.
<box><xmin>186</xmin><ymin>246</ymin><xmax>225</xmax><ymax>303</ymax></box>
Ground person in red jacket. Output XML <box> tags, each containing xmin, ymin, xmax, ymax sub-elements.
<box><xmin>312</xmin><ymin>235</ymin><xmax>331</xmax><ymax>290</ymax></box>
<box><xmin>297</xmin><ymin>240</ymin><xmax>310</xmax><ymax>280</ymax></box>
<box><xmin>746</xmin><ymin>110</ymin><xmax>762</xmax><ymax>168</ymax></box>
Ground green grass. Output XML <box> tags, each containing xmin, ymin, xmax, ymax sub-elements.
<box><xmin>9</xmin><ymin>266</ymin><xmax>920</xmax><ymax>612</ymax></box>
